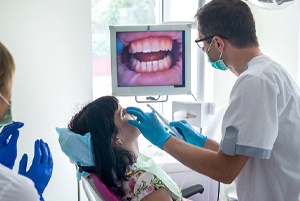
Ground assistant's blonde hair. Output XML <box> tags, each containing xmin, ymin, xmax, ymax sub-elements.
<box><xmin>0</xmin><ymin>42</ymin><xmax>15</xmax><ymax>95</ymax></box>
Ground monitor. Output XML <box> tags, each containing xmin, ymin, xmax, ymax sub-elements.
<box><xmin>109</xmin><ymin>23</ymin><xmax>192</xmax><ymax>96</ymax></box>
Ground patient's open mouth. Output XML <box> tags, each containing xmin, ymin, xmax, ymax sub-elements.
<box><xmin>129</xmin><ymin>36</ymin><xmax>173</xmax><ymax>73</ymax></box>
<box><xmin>119</xmin><ymin>32</ymin><xmax>182</xmax><ymax>74</ymax></box>
<box><xmin>117</xmin><ymin>31</ymin><xmax>183</xmax><ymax>86</ymax></box>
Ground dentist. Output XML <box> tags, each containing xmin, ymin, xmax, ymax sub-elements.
<box><xmin>0</xmin><ymin>42</ymin><xmax>53</xmax><ymax>201</ymax></box>
<box><xmin>127</xmin><ymin>0</ymin><xmax>300</xmax><ymax>201</ymax></box>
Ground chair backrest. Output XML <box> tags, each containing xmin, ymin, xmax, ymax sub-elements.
<box><xmin>82</xmin><ymin>173</ymin><xmax>120</xmax><ymax>201</ymax></box>
<box><xmin>91</xmin><ymin>173</ymin><xmax>120</xmax><ymax>201</ymax></box>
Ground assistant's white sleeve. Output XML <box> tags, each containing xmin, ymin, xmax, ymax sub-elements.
<box><xmin>0</xmin><ymin>164</ymin><xmax>40</xmax><ymax>201</ymax></box>
<box><xmin>220</xmin><ymin>73</ymin><xmax>279</xmax><ymax>159</ymax></box>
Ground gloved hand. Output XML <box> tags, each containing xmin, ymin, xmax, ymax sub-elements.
<box><xmin>0</xmin><ymin>121</ymin><xmax>24</xmax><ymax>169</ymax></box>
<box><xmin>127</xmin><ymin>106</ymin><xmax>171</xmax><ymax>149</ymax></box>
<box><xmin>170</xmin><ymin>119</ymin><xmax>207</xmax><ymax>147</ymax></box>
<box><xmin>18</xmin><ymin>139</ymin><xmax>54</xmax><ymax>201</ymax></box>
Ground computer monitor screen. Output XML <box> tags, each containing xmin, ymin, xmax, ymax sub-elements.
<box><xmin>110</xmin><ymin>24</ymin><xmax>191</xmax><ymax>96</ymax></box>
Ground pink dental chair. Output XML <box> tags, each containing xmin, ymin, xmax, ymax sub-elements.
<box><xmin>82</xmin><ymin>173</ymin><xmax>120</xmax><ymax>201</ymax></box>
<box><xmin>81</xmin><ymin>169</ymin><xmax>204</xmax><ymax>201</ymax></box>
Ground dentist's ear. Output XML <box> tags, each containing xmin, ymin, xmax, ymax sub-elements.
<box><xmin>214</xmin><ymin>36</ymin><xmax>225</xmax><ymax>51</ymax></box>
<box><xmin>213</xmin><ymin>37</ymin><xmax>221</xmax><ymax>47</ymax></box>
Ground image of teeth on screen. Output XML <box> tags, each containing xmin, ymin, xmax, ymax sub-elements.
<box><xmin>117</xmin><ymin>31</ymin><xmax>183</xmax><ymax>86</ymax></box>
<box><xmin>109</xmin><ymin>24</ymin><xmax>191</xmax><ymax>97</ymax></box>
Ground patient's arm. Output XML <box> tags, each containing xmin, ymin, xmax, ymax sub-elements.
<box><xmin>141</xmin><ymin>188</ymin><xmax>172</xmax><ymax>201</ymax></box>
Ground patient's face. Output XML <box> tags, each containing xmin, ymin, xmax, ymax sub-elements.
<box><xmin>114</xmin><ymin>104</ymin><xmax>140</xmax><ymax>143</ymax></box>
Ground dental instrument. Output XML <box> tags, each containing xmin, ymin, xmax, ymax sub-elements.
<box><xmin>146</xmin><ymin>104</ymin><xmax>184</xmax><ymax>140</ymax></box>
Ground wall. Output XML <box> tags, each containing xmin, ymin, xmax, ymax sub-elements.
<box><xmin>0</xmin><ymin>1</ymin><xmax>92</xmax><ymax>200</ymax></box>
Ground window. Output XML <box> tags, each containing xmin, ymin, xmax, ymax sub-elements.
<box><xmin>92</xmin><ymin>0</ymin><xmax>160</xmax><ymax>99</ymax></box>
<box><xmin>91</xmin><ymin>0</ymin><xmax>209</xmax><ymax>120</ymax></box>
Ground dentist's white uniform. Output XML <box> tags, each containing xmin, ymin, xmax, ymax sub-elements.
<box><xmin>0</xmin><ymin>164</ymin><xmax>40</xmax><ymax>200</ymax></box>
<box><xmin>220</xmin><ymin>55</ymin><xmax>300</xmax><ymax>201</ymax></box>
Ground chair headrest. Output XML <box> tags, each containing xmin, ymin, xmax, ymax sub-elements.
<box><xmin>56</xmin><ymin>127</ymin><xmax>94</xmax><ymax>167</ymax></box>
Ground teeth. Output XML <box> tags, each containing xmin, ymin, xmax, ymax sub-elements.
<box><xmin>143</xmin><ymin>38</ymin><xmax>151</xmax><ymax>53</ymax></box>
<box><xmin>152</xmin><ymin>40</ymin><xmax>160</xmax><ymax>52</ymax></box>
<box><xmin>146</xmin><ymin>61</ymin><xmax>152</xmax><ymax>72</ymax></box>
<box><xmin>129</xmin><ymin>36</ymin><xmax>173</xmax><ymax>53</ymax></box>
<box><xmin>158</xmin><ymin>59</ymin><xmax>164</xmax><ymax>71</ymax></box>
<box><xmin>141</xmin><ymin>61</ymin><xmax>147</xmax><ymax>72</ymax></box>
<box><xmin>131</xmin><ymin>55</ymin><xmax>172</xmax><ymax>73</ymax></box>
<box><xmin>128</xmin><ymin>36</ymin><xmax>176</xmax><ymax>73</ymax></box>
<box><xmin>152</xmin><ymin>60</ymin><xmax>158</xmax><ymax>71</ymax></box>
<box><xmin>136</xmin><ymin>43</ymin><xmax>143</xmax><ymax>53</ymax></box>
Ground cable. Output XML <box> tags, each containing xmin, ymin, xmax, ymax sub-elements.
<box><xmin>179</xmin><ymin>168</ymin><xmax>191</xmax><ymax>190</ymax></box>
<box><xmin>217</xmin><ymin>181</ymin><xmax>220</xmax><ymax>201</ymax></box>
<box><xmin>76</xmin><ymin>165</ymin><xmax>80</xmax><ymax>201</ymax></box>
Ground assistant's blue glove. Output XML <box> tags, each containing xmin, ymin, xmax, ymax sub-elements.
<box><xmin>170</xmin><ymin>119</ymin><xmax>207</xmax><ymax>147</ymax></box>
<box><xmin>0</xmin><ymin>121</ymin><xmax>24</xmax><ymax>169</ymax></box>
<box><xmin>127</xmin><ymin>106</ymin><xmax>171</xmax><ymax>149</ymax></box>
<box><xmin>18</xmin><ymin>139</ymin><xmax>54</xmax><ymax>201</ymax></box>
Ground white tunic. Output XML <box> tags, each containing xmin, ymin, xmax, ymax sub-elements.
<box><xmin>220</xmin><ymin>55</ymin><xmax>300</xmax><ymax>201</ymax></box>
<box><xmin>0</xmin><ymin>164</ymin><xmax>40</xmax><ymax>201</ymax></box>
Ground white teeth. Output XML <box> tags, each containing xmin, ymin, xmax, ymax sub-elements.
<box><xmin>136</xmin><ymin>43</ymin><xmax>143</xmax><ymax>53</ymax></box>
<box><xmin>158</xmin><ymin>60</ymin><xmax>164</xmax><ymax>71</ymax></box>
<box><xmin>129</xmin><ymin>36</ymin><xmax>173</xmax><ymax>53</ymax></box>
<box><xmin>152</xmin><ymin>40</ymin><xmax>160</xmax><ymax>52</ymax></box>
<box><xmin>166</xmin><ymin>56</ymin><xmax>171</xmax><ymax>68</ymax></box>
<box><xmin>143</xmin><ymin>38</ymin><xmax>151</xmax><ymax>53</ymax></box>
<box><xmin>152</xmin><ymin>60</ymin><xmax>158</xmax><ymax>71</ymax></box>
<box><xmin>146</xmin><ymin>61</ymin><xmax>152</xmax><ymax>72</ymax></box>
<box><xmin>141</xmin><ymin>61</ymin><xmax>147</xmax><ymax>72</ymax></box>
<box><xmin>128</xmin><ymin>36</ymin><xmax>175</xmax><ymax>73</ymax></box>
<box><xmin>131</xmin><ymin>55</ymin><xmax>172</xmax><ymax>73</ymax></box>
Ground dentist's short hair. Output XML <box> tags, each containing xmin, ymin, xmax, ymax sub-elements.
<box><xmin>195</xmin><ymin>0</ymin><xmax>259</xmax><ymax>48</ymax></box>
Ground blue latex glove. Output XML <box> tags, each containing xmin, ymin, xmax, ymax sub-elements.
<box><xmin>18</xmin><ymin>139</ymin><xmax>54</xmax><ymax>201</ymax></box>
<box><xmin>0</xmin><ymin>122</ymin><xmax>24</xmax><ymax>169</ymax></box>
<box><xmin>170</xmin><ymin>119</ymin><xmax>207</xmax><ymax>147</ymax></box>
<box><xmin>127</xmin><ymin>106</ymin><xmax>171</xmax><ymax>149</ymax></box>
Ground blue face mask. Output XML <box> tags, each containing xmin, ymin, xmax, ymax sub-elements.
<box><xmin>206</xmin><ymin>40</ymin><xmax>228</xmax><ymax>71</ymax></box>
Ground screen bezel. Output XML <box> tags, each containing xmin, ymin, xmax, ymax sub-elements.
<box><xmin>109</xmin><ymin>23</ymin><xmax>192</xmax><ymax>96</ymax></box>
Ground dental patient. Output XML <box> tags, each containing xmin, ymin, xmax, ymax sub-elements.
<box><xmin>57</xmin><ymin>95</ymin><xmax>189</xmax><ymax>201</ymax></box>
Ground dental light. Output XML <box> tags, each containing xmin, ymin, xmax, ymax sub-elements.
<box><xmin>247</xmin><ymin>0</ymin><xmax>295</xmax><ymax>10</ymax></box>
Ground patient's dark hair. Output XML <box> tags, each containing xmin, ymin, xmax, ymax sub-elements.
<box><xmin>68</xmin><ymin>95</ymin><xmax>135</xmax><ymax>187</ymax></box>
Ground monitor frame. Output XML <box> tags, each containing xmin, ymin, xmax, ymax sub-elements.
<box><xmin>109</xmin><ymin>23</ymin><xmax>192</xmax><ymax>97</ymax></box>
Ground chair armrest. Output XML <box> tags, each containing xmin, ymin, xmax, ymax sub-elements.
<box><xmin>181</xmin><ymin>184</ymin><xmax>204</xmax><ymax>198</ymax></box>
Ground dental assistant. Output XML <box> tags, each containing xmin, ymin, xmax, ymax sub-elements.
<box><xmin>0</xmin><ymin>42</ymin><xmax>53</xmax><ymax>201</ymax></box>
<box><xmin>127</xmin><ymin>0</ymin><xmax>300</xmax><ymax>201</ymax></box>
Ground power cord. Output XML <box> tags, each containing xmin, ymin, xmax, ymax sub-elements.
<box><xmin>76</xmin><ymin>165</ymin><xmax>81</xmax><ymax>201</ymax></box>
<box><xmin>179</xmin><ymin>168</ymin><xmax>191</xmax><ymax>190</ymax></box>
<box><xmin>217</xmin><ymin>181</ymin><xmax>220</xmax><ymax>201</ymax></box>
